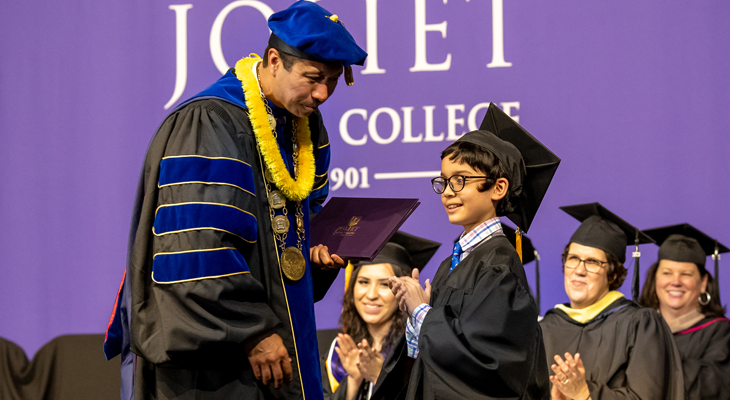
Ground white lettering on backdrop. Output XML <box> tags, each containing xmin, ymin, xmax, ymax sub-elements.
<box><xmin>165</xmin><ymin>0</ymin><xmax>512</xmax><ymax>108</ymax></box>
<box><xmin>338</xmin><ymin>101</ymin><xmax>520</xmax><ymax>147</ymax></box>
<box><xmin>164</xmin><ymin>4</ymin><xmax>193</xmax><ymax>110</ymax></box>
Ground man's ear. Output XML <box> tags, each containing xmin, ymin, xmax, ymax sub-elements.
<box><xmin>490</xmin><ymin>178</ymin><xmax>509</xmax><ymax>201</ymax></box>
<box><xmin>267</xmin><ymin>48</ymin><xmax>281</xmax><ymax>76</ymax></box>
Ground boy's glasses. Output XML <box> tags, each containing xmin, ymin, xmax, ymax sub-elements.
<box><xmin>562</xmin><ymin>255</ymin><xmax>609</xmax><ymax>274</ymax></box>
<box><xmin>431</xmin><ymin>175</ymin><xmax>491</xmax><ymax>194</ymax></box>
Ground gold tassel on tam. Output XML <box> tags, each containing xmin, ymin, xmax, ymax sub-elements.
<box><xmin>343</xmin><ymin>261</ymin><xmax>353</xmax><ymax>291</ymax></box>
<box><xmin>344</xmin><ymin>66</ymin><xmax>354</xmax><ymax>86</ymax></box>
<box><xmin>515</xmin><ymin>228</ymin><xmax>523</xmax><ymax>262</ymax></box>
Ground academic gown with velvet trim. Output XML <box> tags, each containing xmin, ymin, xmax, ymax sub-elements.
<box><xmin>372</xmin><ymin>235</ymin><xmax>550</xmax><ymax>400</ymax></box>
<box><xmin>105</xmin><ymin>70</ymin><xmax>337</xmax><ymax>400</ymax></box>
<box><xmin>673</xmin><ymin>316</ymin><xmax>730</xmax><ymax>399</ymax></box>
<box><xmin>539</xmin><ymin>298</ymin><xmax>685</xmax><ymax>400</ymax></box>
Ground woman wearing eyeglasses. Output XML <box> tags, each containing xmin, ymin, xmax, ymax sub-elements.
<box><xmin>539</xmin><ymin>203</ymin><xmax>684</xmax><ymax>400</ymax></box>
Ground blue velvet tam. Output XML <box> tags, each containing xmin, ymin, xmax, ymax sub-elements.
<box><xmin>268</xmin><ymin>1</ymin><xmax>367</xmax><ymax>84</ymax></box>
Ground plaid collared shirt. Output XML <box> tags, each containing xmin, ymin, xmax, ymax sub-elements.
<box><xmin>405</xmin><ymin>217</ymin><xmax>503</xmax><ymax>358</ymax></box>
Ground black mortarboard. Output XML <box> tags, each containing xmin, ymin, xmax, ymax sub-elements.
<box><xmin>643</xmin><ymin>224</ymin><xmax>729</xmax><ymax>275</ymax></box>
<box><xmin>502</xmin><ymin>224</ymin><xmax>542</xmax><ymax>310</ymax></box>
<box><xmin>560</xmin><ymin>203</ymin><xmax>654</xmax><ymax>263</ymax></box>
<box><xmin>268</xmin><ymin>1</ymin><xmax>367</xmax><ymax>85</ymax></box>
<box><xmin>455</xmin><ymin>103</ymin><xmax>560</xmax><ymax>233</ymax></box>
<box><xmin>560</xmin><ymin>202</ymin><xmax>654</xmax><ymax>300</ymax></box>
<box><xmin>357</xmin><ymin>231</ymin><xmax>441</xmax><ymax>273</ymax></box>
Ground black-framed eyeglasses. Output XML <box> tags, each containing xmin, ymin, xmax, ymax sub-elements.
<box><xmin>431</xmin><ymin>175</ymin><xmax>491</xmax><ymax>194</ymax></box>
<box><xmin>562</xmin><ymin>254</ymin><xmax>609</xmax><ymax>274</ymax></box>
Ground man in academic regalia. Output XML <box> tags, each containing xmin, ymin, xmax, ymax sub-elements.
<box><xmin>101</xmin><ymin>2</ymin><xmax>367</xmax><ymax>399</ymax></box>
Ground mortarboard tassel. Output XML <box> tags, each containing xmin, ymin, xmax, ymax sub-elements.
<box><xmin>632</xmin><ymin>229</ymin><xmax>641</xmax><ymax>301</ymax></box>
<box><xmin>713</xmin><ymin>241</ymin><xmax>721</xmax><ymax>304</ymax></box>
<box><xmin>344</xmin><ymin>66</ymin><xmax>354</xmax><ymax>86</ymax></box>
<box><xmin>344</xmin><ymin>261</ymin><xmax>353</xmax><ymax>292</ymax></box>
<box><xmin>515</xmin><ymin>228</ymin><xmax>523</xmax><ymax>263</ymax></box>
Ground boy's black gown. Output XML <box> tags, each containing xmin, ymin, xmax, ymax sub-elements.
<box><xmin>373</xmin><ymin>235</ymin><xmax>549</xmax><ymax>400</ymax></box>
<box><xmin>540</xmin><ymin>296</ymin><xmax>685</xmax><ymax>400</ymax></box>
<box><xmin>673</xmin><ymin>316</ymin><xmax>730</xmax><ymax>399</ymax></box>
<box><xmin>104</xmin><ymin>69</ymin><xmax>336</xmax><ymax>400</ymax></box>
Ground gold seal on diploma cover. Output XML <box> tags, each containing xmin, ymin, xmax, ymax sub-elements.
<box><xmin>268</xmin><ymin>190</ymin><xmax>285</xmax><ymax>209</ymax></box>
<box><xmin>281</xmin><ymin>247</ymin><xmax>306</xmax><ymax>281</ymax></box>
<box><xmin>273</xmin><ymin>215</ymin><xmax>290</xmax><ymax>234</ymax></box>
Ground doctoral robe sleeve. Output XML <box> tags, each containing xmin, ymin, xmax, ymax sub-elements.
<box><xmin>680</xmin><ymin>321</ymin><xmax>730</xmax><ymax>399</ymax></box>
<box><xmin>130</xmin><ymin>100</ymin><xmax>280</xmax><ymax>366</ymax></box>
<box><xmin>587</xmin><ymin>310</ymin><xmax>685</xmax><ymax>400</ymax></box>
<box><xmin>418</xmin><ymin>262</ymin><xmax>542</xmax><ymax>398</ymax></box>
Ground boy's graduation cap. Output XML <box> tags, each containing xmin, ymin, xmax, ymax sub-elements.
<box><xmin>268</xmin><ymin>1</ymin><xmax>367</xmax><ymax>85</ymax></box>
<box><xmin>643</xmin><ymin>224</ymin><xmax>729</xmax><ymax>302</ymax></box>
<box><xmin>560</xmin><ymin>202</ymin><xmax>655</xmax><ymax>300</ymax></box>
<box><xmin>503</xmin><ymin>224</ymin><xmax>542</xmax><ymax>310</ymax></box>
<box><xmin>345</xmin><ymin>231</ymin><xmax>441</xmax><ymax>291</ymax></box>
<box><xmin>456</xmin><ymin>102</ymin><xmax>561</xmax><ymax>260</ymax></box>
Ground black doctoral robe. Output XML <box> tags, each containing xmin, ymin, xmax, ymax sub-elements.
<box><xmin>121</xmin><ymin>70</ymin><xmax>337</xmax><ymax>400</ymax></box>
<box><xmin>372</xmin><ymin>234</ymin><xmax>549</xmax><ymax>400</ymax></box>
<box><xmin>540</xmin><ymin>297</ymin><xmax>685</xmax><ymax>400</ymax></box>
<box><xmin>673</xmin><ymin>316</ymin><xmax>730</xmax><ymax>399</ymax></box>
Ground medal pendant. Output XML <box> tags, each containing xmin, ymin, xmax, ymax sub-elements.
<box><xmin>281</xmin><ymin>247</ymin><xmax>306</xmax><ymax>281</ymax></box>
<box><xmin>268</xmin><ymin>114</ymin><xmax>277</xmax><ymax>131</ymax></box>
<box><xmin>273</xmin><ymin>215</ymin><xmax>290</xmax><ymax>234</ymax></box>
<box><xmin>268</xmin><ymin>190</ymin><xmax>285</xmax><ymax>210</ymax></box>
<box><xmin>296</xmin><ymin>214</ymin><xmax>304</xmax><ymax>231</ymax></box>
<box><xmin>264</xmin><ymin>169</ymin><xmax>273</xmax><ymax>182</ymax></box>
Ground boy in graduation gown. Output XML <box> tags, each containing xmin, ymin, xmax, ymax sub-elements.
<box><xmin>639</xmin><ymin>224</ymin><xmax>730</xmax><ymax>399</ymax></box>
<box><xmin>540</xmin><ymin>203</ymin><xmax>685</xmax><ymax>400</ymax></box>
<box><xmin>101</xmin><ymin>2</ymin><xmax>367</xmax><ymax>399</ymax></box>
<box><xmin>372</xmin><ymin>103</ymin><xmax>560</xmax><ymax>400</ymax></box>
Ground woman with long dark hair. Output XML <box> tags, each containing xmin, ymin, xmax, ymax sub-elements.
<box><xmin>640</xmin><ymin>224</ymin><xmax>730</xmax><ymax>399</ymax></box>
<box><xmin>322</xmin><ymin>232</ymin><xmax>439</xmax><ymax>400</ymax></box>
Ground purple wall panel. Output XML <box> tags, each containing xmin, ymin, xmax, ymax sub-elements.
<box><xmin>1</xmin><ymin>0</ymin><xmax>728</xmax><ymax>357</ymax></box>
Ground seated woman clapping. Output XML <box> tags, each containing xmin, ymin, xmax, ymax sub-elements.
<box><xmin>539</xmin><ymin>203</ymin><xmax>684</xmax><ymax>400</ymax></box>
<box><xmin>322</xmin><ymin>232</ymin><xmax>439</xmax><ymax>400</ymax></box>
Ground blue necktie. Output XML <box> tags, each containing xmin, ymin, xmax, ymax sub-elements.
<box><xmin>449</xmin><ymin>241</ymin><xmax>463</xmax><ymax>274</ymax></box>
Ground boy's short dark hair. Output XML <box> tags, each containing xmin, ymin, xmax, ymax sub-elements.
<box><xmin>441</xmin><ymin>141</ymin><xmax>518</xmax><ymax>215</ymax></box>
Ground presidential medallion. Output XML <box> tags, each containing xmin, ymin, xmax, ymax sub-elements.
<box><xmin>265</xmin><ymin>169</ymin><xmax>273</xmax><ymax>183</ymax></box>
<box><xmin>268</xmin><ymin>114</ymin><xmax>277</xmax><ymax>131</ymax></box>
<box><xmin>273</xmin><ymin>215</ymin><xmax>290</xmax><ymax>234</ymax></box>
<box><xmin>281</xmin><ymin>247</ymin><xmax>306</xmax><ymax>281</ymax></box>
<box><xmin>268</xmin><ymin>190</ymin><xmax>285</xmax><ymax>210</ymax></box>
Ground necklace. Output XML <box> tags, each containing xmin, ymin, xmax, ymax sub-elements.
<box><xmin>236</xmin><ymin>54</ymin><xmax>310</xmax><ymax>281</ymax></box>
<box><xmin>234</xmin><ymin>55</ymin><xmax>315</xmax><ymax>202</ymax></box>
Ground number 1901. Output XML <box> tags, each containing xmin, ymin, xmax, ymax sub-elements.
<box><xmin>330</xmin><ymin>167</ymin><xmax>370</xmax><ymax>190</ymax></box>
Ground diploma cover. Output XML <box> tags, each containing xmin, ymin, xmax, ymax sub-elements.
<box><xmin>310</xmin><ymin>197</ymin><xmax>420</xmax><ymax>260</ymax></box>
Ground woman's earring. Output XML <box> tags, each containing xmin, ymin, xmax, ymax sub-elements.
<box><xmin>698</xmin><ymin>292</ymin><xmax>711</xmax><ymax>306</ymax></box>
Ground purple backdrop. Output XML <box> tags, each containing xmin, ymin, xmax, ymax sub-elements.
<box><xmin>1</xmin><ymin>0</ymin><xmax>728</xmax><ymax>357</ymax></box>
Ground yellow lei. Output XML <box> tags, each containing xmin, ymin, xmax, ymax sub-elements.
<box><xmin>234</xmin><ymin>55</ymin><xmax>315</xmax><ymax>201</ymax></box>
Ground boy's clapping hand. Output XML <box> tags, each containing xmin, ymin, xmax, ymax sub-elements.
<box><xmin>388</xmin><ymin>268</ymin><xmax>431</xmax><ymax>316</ymax></box>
